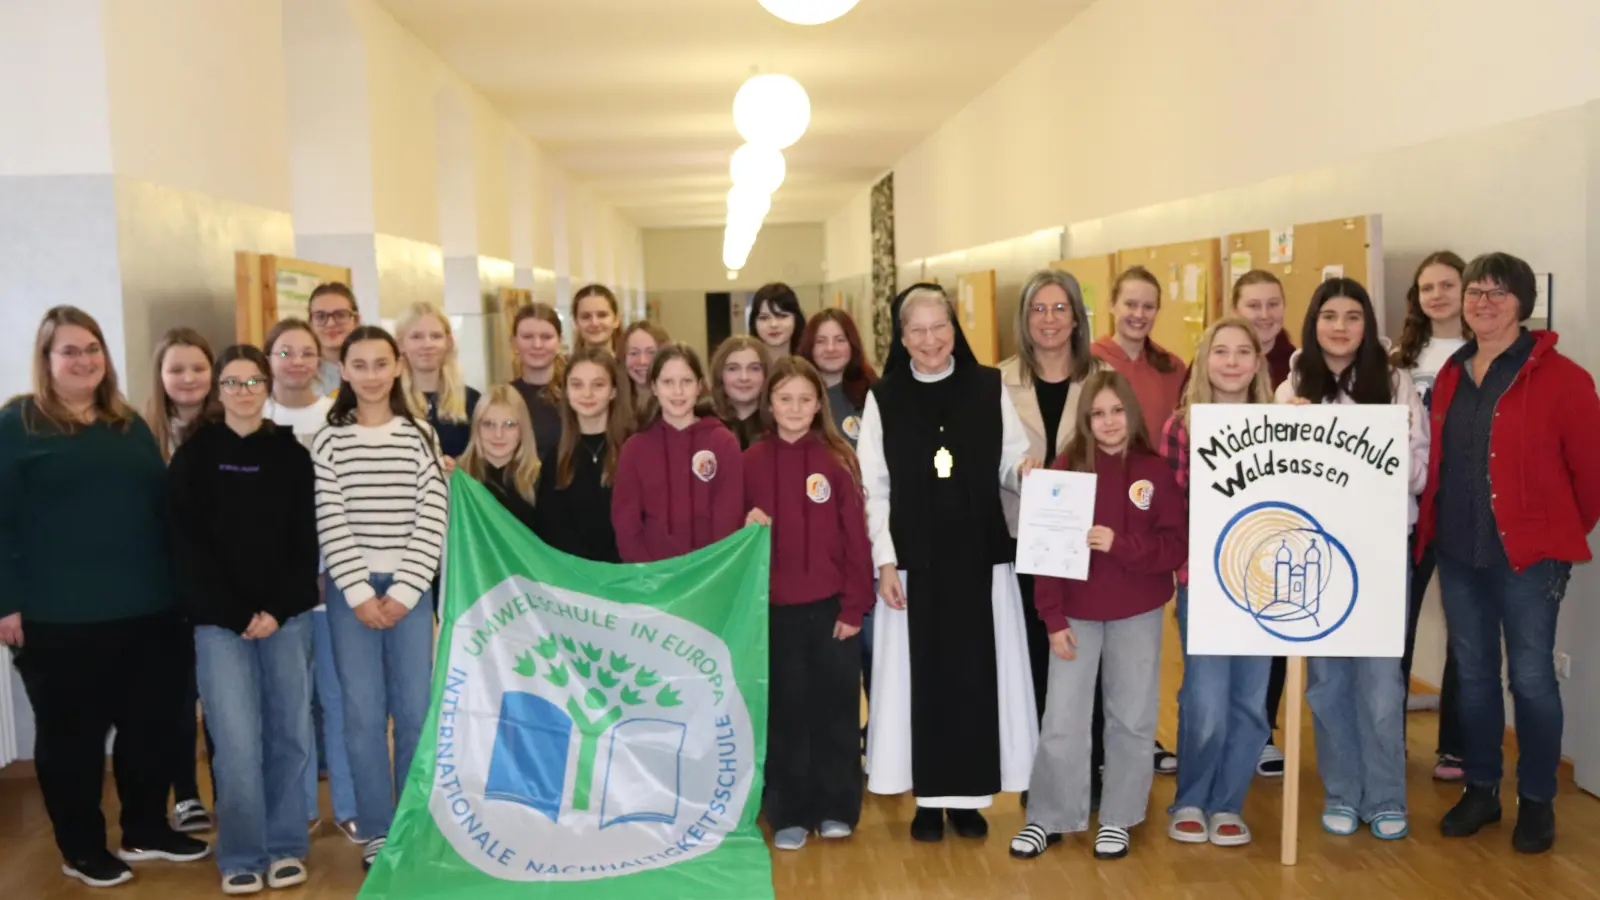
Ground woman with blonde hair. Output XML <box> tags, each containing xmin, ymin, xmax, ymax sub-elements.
<box><xmin>1</xmin><ymin>306</ymin><xmax>210</xmax><ymax>887</ymax></box>
<box><xmin>459</xmin><ymin>384</ymin><xmax>542</xmax><ymax>532</ymax></box>
<box><xmin>710</xmin><ymin>335</ymin><xmax>772</xmax><ymax>450</ymax></box>
<box><xmin>397</xmin><ymin>302</ymin><xmax>481</xmax><ymax>459</ymax></box>
<box><xmin>535</xmin><ymin>347</ymin><xmax>634</xmax><ymax>562</ymax></box>
<box><xmin>1159</xmin><ymin>317</ymin><xmax>1274</xmax><ymax>848</ymax></box>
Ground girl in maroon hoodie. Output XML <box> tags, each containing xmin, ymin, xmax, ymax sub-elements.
<box><xmin>612</xmin><ymin>343</ymin><xmax>744</xmax><ymax>562</ymax></box>
<box><xmin>1010</xmin><ymin>370</ymin><xmax>1185</xmax><ymax>863</ymax></box>
<box><xmin>743</xmin><ymin>357</ymin><xmax>873</xmax><ymax>852</ymax></box>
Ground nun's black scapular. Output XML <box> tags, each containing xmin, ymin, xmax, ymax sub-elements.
<box><xmin>861</xmin><ymin>284</ymin><xmax>1036</xmax><ymax>839</ymax></box>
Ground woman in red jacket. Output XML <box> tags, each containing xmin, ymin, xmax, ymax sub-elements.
<box><xmin>1419</xmin><ymin>252</ymin><xmax>1600</xmax><ymax>855</ymax></box>
<box><xmin>1010</xmin><ymin>370</ymin><xmax>1185</xmax><ymax>863</ymax></box>
<box><xmin>743</xmin><ymin>356</ymin><xmax>872</xmax><ymax>852</ymax></box>
<box><xmin>611</xmin><ymin>343</ymin><xmax>744</xmax><ymax>562</ymax></box>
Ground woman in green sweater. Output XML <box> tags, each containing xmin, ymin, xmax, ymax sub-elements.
<box><xmin>0</xmin><ymin>306</ymin><xmax>211</xmax><ymax>888</ymax></box>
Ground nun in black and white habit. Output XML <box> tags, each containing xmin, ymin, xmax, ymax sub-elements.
<box><xmin>858</xmin><ymin>283</ymin><xmax>1039</xmax><ymax>841</ymax></box>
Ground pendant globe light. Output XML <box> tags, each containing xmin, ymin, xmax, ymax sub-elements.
<box><xmin>758</xmin><ymin>0</ymin><xmax>860</xmax><ymax>26</ymax></box>
<box><xmin>733</xmin><ymin>73</ymin><xmax>811</xmax><ymax>150</ymax></box>
<box><xmin>729</xmin><ymin>143</ymin><xmax>787</xmax><ymax>195</ymax></box>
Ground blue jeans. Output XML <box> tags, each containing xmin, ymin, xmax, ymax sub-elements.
<box><xmin>325</xmin><ymin>573</ymin><xmax>434</xmax><ymax>840</ymax></box>
<box><xmin>304</xmin><ymin>608</ymin><xmax>357</xmax><ymax>823</ymax></box>
<box><xmin>1435</xmin><ymin>555</ymin><xmax>1569</xmax><ymax>803</ymax></box>
<box><xmin>194</xmin><ymin>615</ymin><xmax>314</xmax><ymax>876</ymax></box>
<box><xmin>1171</xmin><ymin>586</ymin><xmax>1271</xmax><ymax>815</ymax></box>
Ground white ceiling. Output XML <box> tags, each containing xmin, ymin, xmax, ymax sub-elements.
<box><xmin>379</xmin><ymin>0</ymin><xmax>1098</xmax><ymax>229</ymax></box>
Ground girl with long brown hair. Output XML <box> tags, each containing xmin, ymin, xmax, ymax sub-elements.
<box><xmin>534</xmin><ymin>347</ymin><xmax>634</xmax><ymax>562</ymax></box>
<box><xmin>742</xmin><ymin>357</ymin><xmax>871</xmax><ymax>851</ymax></box>
<box><xmin>572</xmin><ymin>284</ymin><xmax>623</xmax><ymax>355</ymax></box>
<box><xmin>710</xmin><ymin>335</ymin><xmax>772</xmax><ymax>450</ymax></box>
<box><xmin>799</xmin><ymin>308</ymin><xmax>877</xmax><ymax>448</ymax></box>
<box><xmin>611</xmin><ymin>343</ymin><xmax>742</xmax><ymax>562</ymax></box>
<box><xmin>2</xmin><ymin>307</ymin><xmax>210</xmax><ymax>887</ymax></box>
<box><xmin>622</xmin><ymin>320</ymin><xmax>670</xmax><ymax>415</ymax></box>
<box><xmin>1390</xmin><ymin>250</ymin><xmax>1469</xmax><ymax>782</ymax></box>
<box><xmin>1012</xmin><ymin>370</ymin><xmax>1185</xmax><ymax>863</ymax></box>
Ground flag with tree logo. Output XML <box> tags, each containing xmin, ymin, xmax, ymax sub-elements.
<box><xmin>359</xmin><ymin>473</ymin><xmax>772</xmax><ymax>900</ymax></box>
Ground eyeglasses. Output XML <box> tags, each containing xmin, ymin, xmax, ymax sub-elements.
<box><xmin>1030</xmin><ymin>303</ymin><xmax>1072</xmax><ymax>317</ymax></box>
<box><xmin>311</xmin><ymin>309</ymin><xmax>355</xmax><ymax>326</ymax></box>
<box><xmin>1464</xmin><ymin>287</ymin><xmax>1515</xmax><ymax>304</ymax></box>
<box><xmin>905</xmin><ymin>322</ymin><xmax>953</xmax><ymax>341</ymax></box>
<box><xmin>479</xmin><ymin>419</ymin><xmax>520</xmax><ymax>433</ymax></box>
<box><xmin>219</xmin><ymin>377</ymin><xmax>269</xmax><ymax>394</ymax></box>
<box><xmin>275</xmin><ymin>348</ymin><xmax>319</xmax><ymax>362</ymax></box>
<box><xmin>52</xmin><ymin>344</ymin><xmax>105</xmax><ymax>360</ymax></box>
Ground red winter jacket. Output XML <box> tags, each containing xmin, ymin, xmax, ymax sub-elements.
<box><xmin>1033</xmin><ymin>448</ymin><xmax>1186</xmax><ymax>630</ymax></box>
<box><xmin>1415</xmin><ymin>330</ymin><xmax>1600</xmax><ymax>572</ymax></box>
<box><xmin>612</xmin><ymin>417</ymin><xmax>744</xmax><ymax>562</ymax></box>
<box><xmin>742</xmin><ymin>434</ymin><xmax>874</xmax><ymax>626</ymax></box>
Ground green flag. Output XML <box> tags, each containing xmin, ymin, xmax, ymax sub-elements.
<box><xmin>359</xmin><ymin>473</ymin><xmax>772</xmax><ymax>900</ymax></box>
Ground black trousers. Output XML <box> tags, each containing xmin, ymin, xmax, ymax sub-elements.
<box><xmin>764</xmin><ymin>598</ymin><xmax>863</xmax><ymax>831</ymax></box>
<box><xmin>15</xmin><ymin>612</ymin><xmax>189</xmax><ymax>861</ymax></box>
<box><xmin>1402</xmin><ymin>540</ymin><xmax>1462</xmax><ymax>756</ymax></box>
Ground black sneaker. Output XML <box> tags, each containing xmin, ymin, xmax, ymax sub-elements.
<box><xmin>63</xmin><ymin>851</ymin><xmax>134</xmax><ymax>888</ymax></box>
<box><xmin>910</xmin><ymin>807</ymin><xmax>944</xmax><ymax>842</ymax></box>
<box><xmin>1512</xmin><ymin>796</ymin><xmax>1555</xmax><ymax>854</ymax></box>
<box><xmin>362</xmin><ymin>836</ymin><xmax>387</xmax><ymax>871</ymax></box>
<box><xmin>1440</xmin><ymin>784</ymin><xmax>1502</xmax><ymax>837</ymax></box>
<box><xmin>172</xmin><ymin>797</ymin><xmax>213</xmax><ymax>833</ymax></box>
<box><xmin>118</xmin><ymin>829</ymin><xmax>210</xmax><ymax>863</ymax></box>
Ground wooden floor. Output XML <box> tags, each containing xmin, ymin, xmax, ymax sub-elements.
<box><xmin>3</xmin><ymin>615</ymin><xmax>1597</xmax><ymax>900</ymax></box>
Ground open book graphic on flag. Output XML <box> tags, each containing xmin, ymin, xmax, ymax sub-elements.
<box><xmin>485</xmin><ymin>692</ymin><xmax>573</xmax><ymax>823</ymax></box>
<box><xmin>600</xmin><ymin>719</ymin><xmax>687</xmax><ymax>828</ymax></box>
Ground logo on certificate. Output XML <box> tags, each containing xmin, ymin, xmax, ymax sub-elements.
<box><xmin>1129</xmin><ymin>479</ymin><xmax>1154</xmax><ymax>510</ymax></box>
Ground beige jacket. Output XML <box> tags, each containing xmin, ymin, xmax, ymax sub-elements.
<box><xmin>998</xmin><ymin>355</ymin><xmax>1106</xmax><ymax>536</ymax></box>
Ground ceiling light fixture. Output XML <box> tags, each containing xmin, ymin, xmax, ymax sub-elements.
<box><xmin>729</xmin><ymin>143</ymin><xmax>787</xmax><ymax>195</ymax></box>
<box><xmin>733</xmin><ymin>74</ymin><xmax>811</xmax><ymax>149</ymax></box>
<box><xmin>758</xmin><ymin>0</ymin><xmax>860</xmax><ymax>26</ymax></box>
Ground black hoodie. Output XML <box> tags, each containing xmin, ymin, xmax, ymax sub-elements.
<box><xmin>167</xmin><ymin>420</ymin><xmax>320</xmax><ymax>633</ymax></box>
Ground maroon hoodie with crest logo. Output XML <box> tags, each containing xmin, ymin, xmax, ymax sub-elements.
<box><xmin>742</xmin><ymin>433</ymin><xmax>874</xmax><ymax>626</ymax></box>
<box><xmin>612</xmin><ymin>416</ymin><xmax>745</xmax><ymax>562</ymax></box>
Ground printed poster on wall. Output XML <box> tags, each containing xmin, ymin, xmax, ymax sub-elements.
<box><xmin>1187</xmin><ymin>404</ymin><xmax>1408</xmax><ymax>658</ymax></box>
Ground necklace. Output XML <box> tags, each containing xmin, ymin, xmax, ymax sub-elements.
<box><xmin>580</xmin><ymin>433</ymin><xmax>606</xmax><ymax>465</ymax></box>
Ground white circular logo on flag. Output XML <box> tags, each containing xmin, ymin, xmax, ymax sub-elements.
<box><xmin>429</xmin><ymin>576</ymin><xmax>756</xmax><ymax>881</ymax></box>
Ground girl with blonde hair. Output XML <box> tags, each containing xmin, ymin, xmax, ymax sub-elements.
<box><xmin>396</xmin><ymin>302</ymin><xmax>481</xmax><ymax>459</ymax></box>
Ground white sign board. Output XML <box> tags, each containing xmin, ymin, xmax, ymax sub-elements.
<box><xmin>1187</xmin><ymin>404</ymin><xmax>1408</xmax><ymax>658</ymax></box>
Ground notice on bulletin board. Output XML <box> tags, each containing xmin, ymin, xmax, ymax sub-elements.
<box><xmin>1270</xmin><ymin>227</ymin><xmax>1295</xmax><ymax>264</ymax></box>
<box><xmin>1230</xmin><ymin>251</ymin><xmax>1253</xmax><ymax>286</ymax></box>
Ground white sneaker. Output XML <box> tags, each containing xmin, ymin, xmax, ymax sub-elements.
<box><xmin>818</xmin><ymin>820</ymin><xmax>853</xmax><ymax>839</ymax></box>
<box><xmin>773</xmin><ymin>827</ymin><xmax>807</xmax><ymax>850</ymax></box>
<box><xmin>267</xmin><ymin>858</ymin><xmax>307</xmax><ymax>889</ymax></box>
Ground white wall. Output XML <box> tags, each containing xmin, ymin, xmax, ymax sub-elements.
<box><xmin>893</xmin><ymin>0</ymin><xmax>1600</xmax><ymax>265</ymax></box>
<box><xmin>0</xmin><ymin>0</ymin><xmax>114</xmax><ymax>177</ymax></box>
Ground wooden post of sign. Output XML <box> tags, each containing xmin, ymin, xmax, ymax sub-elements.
<box><xmin>1281</xmin><ymin>655</ymin><xmax>1305</xmax><ymax>865</ymax></box>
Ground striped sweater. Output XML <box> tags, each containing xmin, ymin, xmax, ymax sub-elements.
<box><xmin>312</xmin><ymin>416</ymin><xmax>448</xmax><ymax>609</ymax></box>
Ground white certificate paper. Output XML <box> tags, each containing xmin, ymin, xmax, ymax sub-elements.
<box><xmin>1015</xmin><ymin>469</ymin><xmax>1097</xmax><ymax>580</ymax></box>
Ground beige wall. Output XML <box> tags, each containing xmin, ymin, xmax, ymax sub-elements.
<box><xmin>643</xmin><ymin>224</ymin><xmax>826</xmax><ymax>293</ymax></box>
